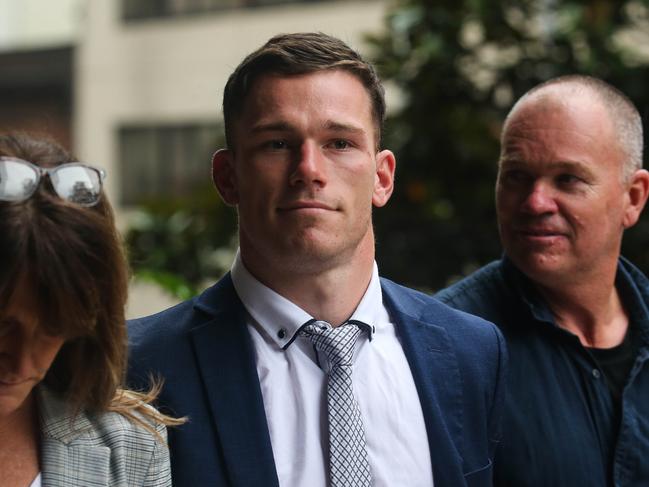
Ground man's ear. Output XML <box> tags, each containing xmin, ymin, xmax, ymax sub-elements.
<box><xmin>212</xmin><ymin>149</ymin><xmax>239</xmax><ymax>206</ymax></box>
<box><xmin>372</xmin><ymin>149</ymin><xmax>396</xmax><ymax>207</ymax></box>
<box><xmin>623</xmin><ymin>169</ymin><xmax>649</xmax><ymax>228</ymax></box>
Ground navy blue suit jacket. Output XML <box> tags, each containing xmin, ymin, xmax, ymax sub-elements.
<box><xmin>128</xmin><ymin>274</ymin><xmax>507</xmax><ymax>487</ymax></box>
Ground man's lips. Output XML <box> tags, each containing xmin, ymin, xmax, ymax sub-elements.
<box><xmin>277</xmin><ymin>201</ymin><xmax>336</xmax><ymax>212</ymax></box>
<box><xmin>512</xmin><ymin>227</ymin><xmax>569</xmax><ymax>243</ymax></box>
<box><xmin>517</xmin><ymin>228</ymin><xmax>566</xmax><ymax>236</ymax></box>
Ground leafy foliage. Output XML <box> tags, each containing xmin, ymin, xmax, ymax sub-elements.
<box><xmin>368</xmin><ymin>0</ymin><xmax>649</xmax><ymax>290</ymax></box>
<box><xmin>125</xmin><ymin>184</ymin><xmax>238</xmax><ymax>298</ymax></box>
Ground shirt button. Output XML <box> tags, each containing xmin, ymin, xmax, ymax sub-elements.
<box><xmin>277</xmin><ymin>328</ymin><xmax>287</xmax><ymax>339</ymax></box>
<box><xmin>592</xmin><ymin>369</ymin><xmax>601</xmax><ymax>379</ymax></box>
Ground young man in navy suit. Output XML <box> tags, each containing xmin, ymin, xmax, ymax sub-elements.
<box><xmin>128</xmin><ymin>32</ymin><xmax>506</xmax><ymax>487</ymax></box>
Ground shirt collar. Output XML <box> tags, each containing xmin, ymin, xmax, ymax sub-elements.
<box><xmin>616</xmin><ymin>257</ymin><xmax>649</xmax><ymax>346</ymax></box>
<box><xmin>230</xmin><ymin>250</ymin><xmax>380</xmax><ymax>350</ymax></box>
<box><xmin>503</xmin><ymin>255</ymin><xmax>649</xmax><ymax>343</ymax></box>
<box><xmin>501</xmin><ymin>256</ymin><xmax>556</xmax><ymax>325</ymax></box>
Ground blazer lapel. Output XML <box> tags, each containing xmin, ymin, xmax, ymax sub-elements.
<box><xmin>190</xmin><ymin>275</ymin><xmax>279</xmax><ymax>487</ymax></box>
<box><xmin>38</xmin><ymin>387</ymin><xmax>111</xmax><ymax>487</ymax></box>
<box><xmin>381</xmin><ymin>279</ymin><xmax>465</xmax><ymax>487</ymax></box>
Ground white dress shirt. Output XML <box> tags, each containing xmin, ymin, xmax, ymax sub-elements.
<box><xmin>231</xmin><ymin>253</ymin><xmax>434</xmax><ymax>487</ymax></box>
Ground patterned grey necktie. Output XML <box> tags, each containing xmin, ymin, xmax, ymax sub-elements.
<box><xmin>300</xmin><ymin>319</ymin><xmax>373</xmax><ymax>487</ymax></box>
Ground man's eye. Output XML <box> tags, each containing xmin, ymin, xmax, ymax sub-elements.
<box><xmin>266</xmin><ymin>140</ymin><xmax>288</xmax><ymax>150</ymax></box>
<box><xmin>330</xmin><ymin>140</ymin><xmax>351</xmax><ymax>150</ymax></box>
<box><xmin>556</xmin><ymin>174</ymin><xmax>581</xmax><ymax>185</ymax></box>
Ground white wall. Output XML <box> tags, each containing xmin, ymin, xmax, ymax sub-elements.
<box><xmin>0</xmin><ymin>0</ymin><xmax>83</xmax><ymax>50</ymax></box>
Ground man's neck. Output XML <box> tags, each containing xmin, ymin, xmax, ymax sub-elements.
<box><xmin>276</xmin><ymin>263</ymin><xmax>374</xmax><ymax>326</ymax></box>
<box><xmin>241</xmin><ymin>241</ymin><xmax>376</xmax><ymax>327</ymax></box>
<box><xmin>536</xmin><ymin>271</ymin><xmax>629</xmax><ymax>348</ymax></box>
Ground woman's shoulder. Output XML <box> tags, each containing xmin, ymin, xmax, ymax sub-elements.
<box><xmin>38</xmin><ymin>386</ymin><xmax>171</xmax><ymax>486</ymax></box>
<box><xmin>39</xmin><ymin>385</ymin><xmax>167</xmax><ymax>446</ymax></box>
<box><xmin>89</xmin><ymin>403</ymin><xmax>168</xmax><ymax>449</ymax></box>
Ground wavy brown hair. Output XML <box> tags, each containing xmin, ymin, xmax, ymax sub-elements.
<box><xmin>0</xmin><ymin>132</ymin><xmax>182</xmax><ymax>431</ymax></box>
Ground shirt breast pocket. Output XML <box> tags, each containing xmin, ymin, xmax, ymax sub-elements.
<box><xmin>463</xmin><ymin>459</ymin><xmax>493</xmax><ymax>487</ymax></box>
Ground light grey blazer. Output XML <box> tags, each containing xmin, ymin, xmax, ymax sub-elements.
<box><xmin>37</xmin><ymin>386</ymin><xmax>171</xmax><ymax>487</ymax></box>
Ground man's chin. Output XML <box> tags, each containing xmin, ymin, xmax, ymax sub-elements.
<box><xmin>508</xmin><ymin>251</ymin><xmax>569</xmax><ymax>282</ymax></box>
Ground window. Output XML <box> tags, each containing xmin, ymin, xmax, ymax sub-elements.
<box><xmin>118</xmin><ymin>122</ymin><xmax>223</xmax><ymax>205</ymax></box>
<box><xmin>123</xmin><ymin>0</ymin><xmax>330</xmax><ymax>21</ymax></box>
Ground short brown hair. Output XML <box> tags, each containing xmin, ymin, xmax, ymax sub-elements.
<box><xmin>222</xmin><ymin>32</ymin><xmax>386</xmax><ymax>149</ymax></box>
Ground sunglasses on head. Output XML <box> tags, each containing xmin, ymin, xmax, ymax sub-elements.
<box><xmin>0</xmin><ymin>157</ymin><xmax>106</xmax><ymax>207</ymax></box>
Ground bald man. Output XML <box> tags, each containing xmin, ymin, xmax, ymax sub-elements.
<box><xmin>436</xmin><ymin>75</ymin><xmax>649</xmax><ymax>486</ymax></box>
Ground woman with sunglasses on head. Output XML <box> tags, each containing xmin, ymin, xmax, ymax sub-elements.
<box><xmin>0</xmin><ymin>133</ymin><xmax>180</xmax><ymax>487</ymax></box>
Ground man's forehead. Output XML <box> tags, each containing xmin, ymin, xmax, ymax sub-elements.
<box><xmin>246</xmin><ymin>70</ymin><xmax>362</xmax><ymax>93</ymax></box>
<box><xmin>499</xmin><ymin>155</ymin><xmax>594</xmax><ymax>175</ymax></box>
<box><xmin>498</xmin><ymin>94</ymin><xmax>625</xmax><ymax>177</ymax></box>
<box><xmin>503</xmin><ymin>89</ymin><xmax>612</xmax><ymax>143</ymax></box>
<box><xmin>232</xmin><ymin>70</ymin><xmax>379</xmax><ymax>146</ymax></box>
<box><xmin>507</xmin><ymin>84</ymin><xmax>601</xmax><ymax>124</ymax></box>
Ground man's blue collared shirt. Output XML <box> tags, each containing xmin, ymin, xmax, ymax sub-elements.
<box><xmin>436</xmin><ymin>257</ymin><xmax>649</xmax><ymax>487</ymax></box>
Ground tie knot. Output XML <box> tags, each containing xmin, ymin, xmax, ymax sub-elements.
<box><xmin>300</xmin><ymin>320</ymin><xmax>368</xmax><ymax>367</ymax></box>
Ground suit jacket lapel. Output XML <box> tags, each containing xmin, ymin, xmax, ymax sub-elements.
<box><xmin>38</xmin><ymin>386</ymin><xmax>111</xmax><ymax>487</ymax></box>
<box><xmin>191</xmin><ymin>274</ymin><xmax>279</xmax><ymax>487</ymax></box>
<box><xmin>381</xmin><ymin>279</ymin><xmax>465</xmax><ymax>487</ymax></box>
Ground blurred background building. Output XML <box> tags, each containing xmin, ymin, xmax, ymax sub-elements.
<box><xmin>0</xmin><ymin>0</ymin><xmax>79</xmax><ymax>148</ymax></box>
<box><xmin>3</xmin><ymin>0</ymin><xmax>649</xmax><ymax>317</ymax></box>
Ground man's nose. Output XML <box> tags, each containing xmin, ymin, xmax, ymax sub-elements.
<box><xmin>520</xmin><ymin>181</ymin><xmax>558</xmax><ymax>215</ymax></box>
<box><xmin>289</xmin><ymin>141</ymin><xmax>327</xmax><ymax>187</ymax></box>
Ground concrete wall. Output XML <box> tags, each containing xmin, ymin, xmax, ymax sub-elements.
<box><xmin>0</xmin><ymin>0</ymin><xmax>82</xmax><ymax>51</ymax></box>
